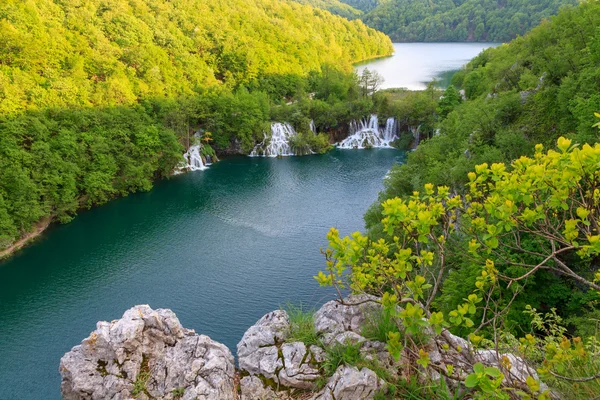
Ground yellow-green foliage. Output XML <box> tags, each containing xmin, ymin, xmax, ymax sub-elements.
<box><xmin>317</xmin><ymin>138</ymin><xmax>600</xmax><ymax>397</ymax></box>
<box><xmin>0</xmin><ymin>0</ymin><xmax>392</xmax><ymax>114</ymax></box>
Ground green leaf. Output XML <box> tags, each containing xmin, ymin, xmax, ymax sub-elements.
<box><xmin>464</xmin><ymin>373</ymin><xmax>479</xmax><ymax>388</ymax></box>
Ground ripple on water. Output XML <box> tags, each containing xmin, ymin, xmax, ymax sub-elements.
<box><xmin>0</xmin><ymin>149</ymin><xmax>404</xmax><ymax>399</ymax></box>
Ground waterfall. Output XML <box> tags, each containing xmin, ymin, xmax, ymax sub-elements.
<box><xmin>310</xmin><ymin>120</ymin><xmax>316</xmax><ymax>134</ymax></box>
<box><xmin>250</xmin><ymin>123</ymin><xmax>298</xmax><ymax>157</ymax></box>
<box><xmin>181</xmin><ymin>145</ymin><xmax>207</xmax><ymax>171</ymax></box>
<box><xmin>337</xmin><ymin>115</ymin><xmax>398</xmax><ymax>149</ymax></box>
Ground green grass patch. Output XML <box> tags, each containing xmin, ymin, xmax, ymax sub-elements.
<box><xmin>322</xmin><ymin>342</ymin><xmax>364</xmax><ymax>377</ymax></box>
<box><xmin>285</xmin><ymin>303</ymin><xmax>321</xmax><ymax>346</ymax></box>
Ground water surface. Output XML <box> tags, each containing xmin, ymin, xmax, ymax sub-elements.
<box><xmin>356</xmin><ymin>42</ymin><xmax>501</xmax><ymax>90</ymax></box>
<box><xmin>0</xmin><ymin>149</ymin><xmax>403</xmax><ymax>399</ymax></box>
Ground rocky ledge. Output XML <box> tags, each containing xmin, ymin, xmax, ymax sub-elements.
<box><xmin>60</xmin><ymin>296</ymin><xmax>540</xmax><ymax>399</ymax></box>
<box><xmin>59</xmin><ymin>305</ymin><xmax>235</xmax><ymax>400</ymax></box>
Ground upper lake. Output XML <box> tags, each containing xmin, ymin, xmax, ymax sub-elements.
<box><xmin>0</xmin><ymin>149</ymin><xmax>403</xmax><ymax>399</ymax></box>
<box><xmin>356</xmin><ymin>42</ymin><xmax>501</xmax><ymax>90</ymax></box>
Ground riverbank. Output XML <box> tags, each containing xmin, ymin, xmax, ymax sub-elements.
<box><xmin>0</xmin><ymin>217</ymin><xmax>52</xmax><ymax>261</ymax></box>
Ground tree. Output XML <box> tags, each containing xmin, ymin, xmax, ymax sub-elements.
<box><xmin>358</xmin><ymin>68</ymin><xmax>384</xmax><ymax>97</ymax></box>
<box><xmin>437</xmin><ymin>85</ymin><xmax>462</xmax><ymax>118</ymax></box>
<box><xmin>317</xmin><ymin>137</ymin><xmax>600</xmax><ymax>398</ymax></box>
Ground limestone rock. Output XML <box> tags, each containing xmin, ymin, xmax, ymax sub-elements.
<box><xmin>59</xmin><ymin>305</ymin><xmax>235</xmax><ymax>400</ymax></box>
<box><xmin>313</xmin><ymin>294</ymin><xmax>380</xmax><ymax>345</ymax></box>
<box><xmin>238</xmin><ymin>310</ymin><xmax>322</xmax><ymax>391</ymax></box>
<box><xmin>240</xmin><ymin>376</ymin><xmax>278</xmax><ymax>400</ymax></box>
<box><xmin>313</xmin><ymin>366</ymin><xmax>383</xmax><ymax>400</ymax></box>
<box><xmin>237</xmin><ymin>310</ymin><xmax>289</xmax><ymax>381</ymax></box>
<box><xmin>278</xmin><ymin>342</ymin><xmax>321</xmax><ymax>389</ymax></box>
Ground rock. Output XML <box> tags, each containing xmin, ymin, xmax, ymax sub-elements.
<box><xmin>313</xmin><ymin>294</ymin><xmax>380</xmax><ymax>345</ymax></box>
<box><xmin>240</xmin><ymin>376</ymin><xmax>278</xmax><ymax>400</ymax></box>
<box><xmin>313</xmin><ymin>366</ymin><xmax>383</xmax><ymax>400</ymax></box>
<box><xmin>59</xmin><ymin>305</ymin><xmax>235</xmax><ymax>400</ymax></box>
<box><xmin>237</xmin><ymin>310</ymin><xmax>289</xmax><ymax>381</ymax></box>
<box><xmin>238</xmin><ymin>310</ymin><xmax>322</xmax><ymax>391</ymax></box>
<box><xmin>278</xmin><ymin>342</ymin><xmax>321</xmax><ymax>389</ymax></box>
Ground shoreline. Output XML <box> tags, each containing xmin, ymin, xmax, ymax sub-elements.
<box><xmin>0</xmin><ymin>217</ymin><xmax>53</xmax><ymax>261</ymax></box>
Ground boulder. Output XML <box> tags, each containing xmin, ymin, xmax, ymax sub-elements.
<box><xmin>313</xmin><ymin>294</ymin><xmax>381</xmax><ymax>345</ymax></box>
<box><xmin>59</xmin><ymin>305</ymin><xmax>235</xmax><ymax>400</ymax></box>
<box><xmin>237</xmin><ymin>310</ymin><xmax>321</xmax><ymax>391</ymax></box>
<box><xmin>313</xmin><ymin>366</ymin><xmax>383</xmax><ymax>400</ymax></box>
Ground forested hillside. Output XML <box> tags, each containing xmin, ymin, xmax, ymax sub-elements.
<box><xmin>0</xmin><ymin>0</ymin><xmax>392</xmax><ymax>255</ymax></box>
<box><xmin>365</xmin><ymin>0</ymin><xmax>600</xmax><ymax>341</ymax></box>
<box><xmin>342</xmin><ymin>0</ymin><xmax>578</xmax><ymax>42</ymax></box>
<box><xmin>290</xmin><ymin>0</ymin><xmax>362</xmax><ymax>19</ymax></box>
<box><xmin>0</xmin><ymin>0</ymin><xmax>391</xmax><ymax>114</ymax></box>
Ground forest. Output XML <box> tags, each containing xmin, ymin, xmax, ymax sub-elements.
<box><xmin>0</xmin><ymin>0</ymin><xmax>392</xmax><ymax>254</ymax></box>
<box><xmin>316</xmin><ymin>0</ymin><xmax>579</xmax><ymax>42</ymax></box>
<box><xmin>310</xmin><ymin>2</ymin><xmax>600</xmax><ymax>397</ymax></box>
<box><xmin>333</xmin><ymin>3</ymin><xmax>600</xmax><ymax>394</ymax></box>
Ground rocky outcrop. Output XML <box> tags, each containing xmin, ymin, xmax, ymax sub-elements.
<box><xmin>237</xmin><ymin>310</ymin><xmax>323</xmax><ymax>392</ymax></box>
<box><xmin>61</xmin><ymin>296</ymin><xmax>543</xmax><ymax>400</ymax></box>
<box><xmin>59</xmin><ymin>305</ymin><xmax>235</xmax><ymax>400</ymax></box>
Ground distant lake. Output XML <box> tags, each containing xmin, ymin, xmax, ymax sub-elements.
<box><xmin>356</xmin><ymin>42</ymin><xmax>502</xmax><ymax>90</ymax></box>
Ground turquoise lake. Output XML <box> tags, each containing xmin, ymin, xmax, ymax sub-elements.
<box><xmin>0</xmin><ymin>149</ymin><xmax>403</xmax><ymax>399</ymax></box>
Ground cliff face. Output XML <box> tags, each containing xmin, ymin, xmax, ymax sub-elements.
<box><xmin>60</xmin><ymin>296</ymin><xmax>539</xmax><ymax>399</ymax></box>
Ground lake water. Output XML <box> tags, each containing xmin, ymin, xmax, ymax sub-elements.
<box><xmin>356</xmin><ymin>42</ymin><xmax>501</xmax><ymax>90</ymax></box>
<box><xmin>0</xmin><ymin>149</ymin><xmax>404</xmax><ymax>399</ymax></box>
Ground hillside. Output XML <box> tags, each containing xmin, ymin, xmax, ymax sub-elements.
<box><xmin>365</xmin><ymin>0</ymin><xmax>600</xmax><ymax>343</ymax></box>
<box><xmin>0</xmin><ymin>0</ymin><xmax>392</xmax><ymax>114</ymax></box>
<box><xmin>290</xmin><ymin>0</ymin><xmax>363</xmax><ymax>19</ymax></box>
<box><xmin>343</xmin><ymin>0</ymin><xmax>578</xmax><ymax>42</ymax></box>
<box><xmin>0</xmin><ymin>0</ymin><xmax>392</xmax><ymax>254</ymax></box>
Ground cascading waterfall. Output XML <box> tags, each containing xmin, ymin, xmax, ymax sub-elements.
<box><xmin>175</xmin><ymin>131</ymin><xmax>210</xmax><ymax>174</ymax></box>
<box><xmin>337</xmin><ymin>115</ymin><xmax>398</xmax><ymax>149</ymax></box>
<box><xmin>310</xmin><ymin>120</ymin><xmax>316</xmax><ymax>134</ymax></box>
<box><xmin>183</xmin><ymin>145</ymin><xmax>207</xmax><ymax>171</ymax></box>
<box><xmin>250</xmin><ymin>123</ymin><xmax>298</xmax><ymax>157</ymax></box>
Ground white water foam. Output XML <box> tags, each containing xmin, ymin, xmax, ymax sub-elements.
<box><xmin>337</xmin><ymin>115</ymin><xmax>398</xmax><ymax>149</ymax></box>
<box><xmin>250</xmin><ymin>123</ymin><xmax>303</xmax><ymax>157</ymax></box>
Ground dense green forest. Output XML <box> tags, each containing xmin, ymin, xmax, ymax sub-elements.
<box><xmin>0</xmin><ymin>0</ymin><xmax>392</xmax><ymax>254</ymax></box>
<box><xmin>329</xmin><ymin>0</ymin><xmax>579</xmax><ymax>42</ymax></box>
<box><xmin>290</xmin><ymin>0</ymin><xmax>362</xmax><ymax>19</ymax></box>
<box><xmin>0</xmin><ymin>0</ymin><xmax>391</xmax><ymax>114</ymax></box>
<box><xmin>364</xmin><ymin>0</ymin><xmax>600</xmax><ymax>344</ymax></box>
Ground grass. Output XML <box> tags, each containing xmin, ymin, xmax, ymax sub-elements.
<box><xmin>285</xmin><ymin>303</ymin><xmax>320</xmax><ymax>346</ymax></box>
<box><xmin>361</xmin><ymin>308</ymin><xmax>402</xmax><ymax>344</ymax></box>
<box><xmin>322</xmin><ymin>342</ymin><xmax>364</xmax><ymax>377</ymax></box>
<box><xmin>131</xmin><ymin>356</ymin><xmax>150</xmax><ymax>398</ymax></box>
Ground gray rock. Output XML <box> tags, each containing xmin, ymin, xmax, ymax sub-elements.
<box><xmin>278</xmin><ymin>342</ymin><xmax>320</xmax><ymax>389</ymax></box>
<box><xmin>237</xmin><ymin>310</ymin><xmax>289</xmax><ymax>381</ymax></box>
<box><xmin>238</xmin><ymin>310</ymin><xmax>322</xmax><ymax>390</ymax></box>
<box><xmin>60</xmin><ymin>305</ymin><xmax>235</xmax><ymax>400</ymax></box>
<box><xmin>240</xmin><ymin>376</ymin><xmax>278</xmax><ymax>400</ymax></box>
<box><xmin>313</xmin><ymin>294</ymin><xmax>380</xmax><ymax>345</ymax></box>
<box><xmin>313</xmin><ymin>366</ymin><xmax>383</xmax><ymax>400</ymax></box>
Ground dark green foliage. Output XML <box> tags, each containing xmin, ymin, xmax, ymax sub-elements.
<box><xmin>355</xmin><ymin>0</ymin><xmax>577</xmax><ymax>42</ymax></box>
<box><xmin>437</xmin><ymin>85</ymin><xmax>462</xmax><ymax>118</ymax></box>
<box><xmin>0</xmin><ymin>105</ymin><xmax>183</xmax><ymax>248</ymax></box>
